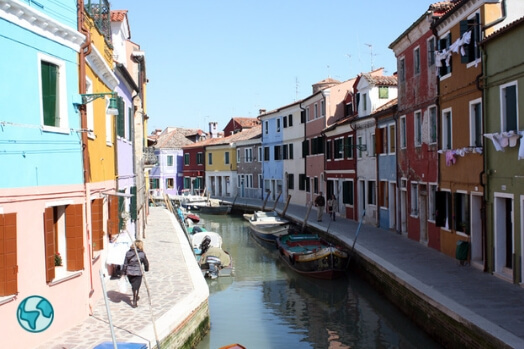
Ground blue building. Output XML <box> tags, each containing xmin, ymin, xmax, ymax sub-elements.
<box><xmin>259</xmin><ymin>109</ymin><xmax>285</xmax><ymax>202</ymax></box>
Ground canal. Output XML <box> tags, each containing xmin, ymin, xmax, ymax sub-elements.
<box><xmin>195</xmin><ymin>213</ymin><xmax>442</xmax><ymax>349</ymax></box>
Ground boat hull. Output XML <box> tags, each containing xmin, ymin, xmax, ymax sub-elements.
<box><xmin>249</xmin><ymin>223</ymin><xmax>289</xmax><ymax>243</ymax></box>
<box><xmin>276</xmin><ymin>234</ymin><xmax>348</xmax><ymax>280</ymax></box>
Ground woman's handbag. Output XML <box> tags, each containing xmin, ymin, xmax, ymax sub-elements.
<box><xmin>118</xmin><ymin>276</ymin><xmax>129</xmax><ymax>293</ymax></box>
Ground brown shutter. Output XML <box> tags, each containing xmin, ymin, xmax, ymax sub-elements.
<box><xmin>376</xmin><ymin>128</ymin><xmax>383</xmax><ymax>155</ymax></box>
<box><xmin>65</xmin><ymin>204</ymin><xmax>84</xmax><ymax>271</ymax></box>
<box><xmin>0</xmin><ymin>213</ymin><xmax>18</xmax><ymax>296</ymax></box>
<box><xmin>44</xmin><ymin>207</ymin><xmax>55</xmax><ymax>282</ymax></box>
<box><xmin>107</xmin><ymin>195</ymin><xmax>119</xmax><ymax>238</ymax></box>
<box><xmin>91</xmin><ymin>199</ymin><xmax>104</xmax><ymax>251</ymax></box>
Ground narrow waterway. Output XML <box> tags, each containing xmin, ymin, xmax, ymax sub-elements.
<box><xmin>195</xmin><ymin>213</ymin><xmax>441</xmax><ymax>349</ymax></box>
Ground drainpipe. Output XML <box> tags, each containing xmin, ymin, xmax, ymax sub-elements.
<box><xmin>78</xmin><ymin>0</ymin><xmax>94</xmax><ymax>296</ymax></box>
<box><xmin>299</xmin><ymin>101</ymin><xmax>307</xmax><ymax>200</ymax></box>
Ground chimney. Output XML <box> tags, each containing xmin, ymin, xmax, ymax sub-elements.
<box><xmin>209</xmin><ymin>122</ymin><xmax>218</xmax><ymax>138</ymax></box>
<box><xmin>259</xmin><ymin>109</ymin><xmax>266</xmax><ymax>115</ymax></box>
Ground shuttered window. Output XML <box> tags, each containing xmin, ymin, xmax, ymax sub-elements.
<box><xmin>65</xmin><ymin>204</ymin><xmax>84</xmax><ymax>271</ymax></box>
<box><xmin>41</xmin><ymin>61</ymin><xmax>59</xmax><ymax>127</ymax></box>
<box><xmin>0</xmin><ymin>213</ymin><xmax>17</xmax><ymax>296</ymax></box>
<box><xmin>44</xmin><ymin>207</ymin><xmax>56</xmax><ymax>282</ymax></box>
<box><xmin>117</xmin><ymin>97</ymin><xmax>125</xmax><ymax>138</ymax></box>
<box><xmin>107</xmin><ymin>195</ymin><xmax>120</xmax><ymax>238</ymax></box>
<box><xmin>92</xmin><ymin>199</ymin><xmax>104</xmax><ymax>252</ymax></box>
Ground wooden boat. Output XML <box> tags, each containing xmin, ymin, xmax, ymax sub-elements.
<box><xmin>247</xmin><ymin>210</ymin><xmax>290</xmax><ymax>243</ymax></box>
<box><xmin>183</xmin><ymin>198</ymin><xmax>231</xmax><ymax>215</ymax></box>
<box><xmin>276</xmin><ymin>233</ymin><xmax>349</xmax><ymax>280</ymax></box>
<box><xmin>191</xmin><ymin>231</ymin><xmax>221</xmax><ymax>257</ymax></box>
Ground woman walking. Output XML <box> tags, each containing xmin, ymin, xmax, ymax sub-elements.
<box><xmin>122</xmin><ymin>240</ymin><xmax>149</xmax><ymax>308</ymax></box>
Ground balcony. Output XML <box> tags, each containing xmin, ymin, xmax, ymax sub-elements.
<box><xmin>144</xmin><ymin>147</ymin><xmax>158</xmax><ymax>166</ymax></box>
<box><xmin>84</xmin><ymin>0</ymin><xmax>113</xmax><ymax>48</ymax></box>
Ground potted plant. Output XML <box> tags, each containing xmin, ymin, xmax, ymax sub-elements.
<box><xmin>55</xmin><ymin>252</ymin><xmax>62</xmax><ymax>266</ymax></box>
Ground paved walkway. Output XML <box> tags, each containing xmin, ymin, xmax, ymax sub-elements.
<box><xmin>226</xmin><ymin>197</ymin><xmax>524</xmax><ymax>348</ymax></box>
<box><xmin>38</xmin><ymin>207</ymin><xmax>208</xmax><ymax>349</ymax></box>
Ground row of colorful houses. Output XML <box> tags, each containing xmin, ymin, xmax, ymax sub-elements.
<box><xmin>156</xmin><ymin>0</ymin><xmax>524</xmax><ymax>286</ymax></box>
<box><xmin>0</xmin><ymin>1</ymin><xmax>150</xmax><ymax>347</ymax></box>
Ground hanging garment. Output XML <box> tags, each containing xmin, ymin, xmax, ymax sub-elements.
<box><xmin>484</xmin><ymin>133</ymin><xmax>504</xmax><ymax>151</ymax></box>
<box><xmin>445</xmin><ymin>150</ymin><xmax>456</xmax><ymax>166</ymax></box>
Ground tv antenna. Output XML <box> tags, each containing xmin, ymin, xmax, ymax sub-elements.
<box><xmin>365</xmin><ymin>43</ymin><xmax>376</xmax><ymax>71</ymax></box>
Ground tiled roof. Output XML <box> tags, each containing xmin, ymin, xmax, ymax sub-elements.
<box><xmin>374</xmin><ymin>98</ymin><xmax>398</xmax><ymax>113</ymax></box>
<box><xmin>481</xmin><ymin>16</ymin><xmax>524</xmax><ymax>45</ymax></box>
<box><xmin>232</xmin><ymin>117</ymin><xmax>260</xmax><ymax>128</ymax></box>
<box><xmin>110</xmin><ymin>10</ymin><xmax>127</xmax><ymax>22</ymax></box>
<box><xmin>155</xmin><ymin>127</ymin><xmax>204</xmax><ymax>148</ymax></box>
<box><xmin>361</xmin><ymin>73</ymin><xmax>397</xmax><ymax>86</ymax></box>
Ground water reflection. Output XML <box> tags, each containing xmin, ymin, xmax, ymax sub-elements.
<box><xmin>196</xmin><ymin>214</ymin><xmax>441</xmax><ymax>349</ymax></box>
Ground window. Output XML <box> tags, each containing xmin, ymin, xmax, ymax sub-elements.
<box><xmin>311</xmin><ymin>136</ymin><xmax>324</xmax><ymax>155</ymax></box>
<box><xmin>346</xmin><ymin>102</ymin><xmax>353</xmax><ymax>116</ymax></box>
<box><xmin>301</xmin><ymin>139</ymin><xmax>309</xmax><ymax>157</ymax></box>
<box><xmin>184</xmin><ymin>177</ymin><xmax>191</xmax><ymax>189</ymax></box>
<box><xmin>321</xmin><ymin>100</ymin><xmax>325</xmax><ymax>116</ymax></box>
<box><xmin>428</xmin><ymin>184</ymin><xmax>437</xmax><ymax>222</ymax></box>
<box><xmin>414</xmin><ymin>111</ymin><xmax>422</xmax><ymax>147</ymax></box>
<box><xmin>244</xmin><ymin>148</ymin><xmax>253</xmax><ymax>163</ymax></box>
<box><xmin>435</xmin><ymin>191</ymin><xmax>452</xmax><ymax>229</ymax></box>
<box><xmin>379</xmin><ymin>86</ymin><xmax>389</xmax><ymax>99</ymax></box>
<box><xmin>196</xmin><ymin>152</ymin><xmax>203</xmax><ymax>165</ymax></box>
<box><xmin>454</xmin><ymin>192</ymin><xmax>470</xmax><ymax>234</ymax></box>
<box><xmin>301</xmin><ymin>110</ymin><xmax>306</xmax><ymax>123</ymax></box>
<box><xmin>288</xmin><ymin>114</ymin><xmax>293</xmax><ymax>127</ymax></box>
<box><xmin>150</xmin><ymin>178</ymin><xmax>159</xmax><ymax>189</ymax></box>
<box><xmin>224</xmin><ymin>152</ymin><xmax>230</xmax><ymax>165</ymax></box>
<box><xmin>379</xmin><ymin>181</ymin><xmax>388</xmax><ymax>208</ymax></box>
<box><xmin>289</xmin><ymin>143</ymin><xmax>294</xmax><ymax>159</ymax></box>
<box><xmin>345</xmin><ymin>136</ymin><xmax>354</xmax><ymax>159</ymax></box>
<box><xmin>283</xmin><ymin>116</ymin><xmax>287</xmax><ymax>128</ymax></box>
<box><xmin>343</xmin><ymin>180</ymin><xmax>354</xmax><ymax>205</ymax></box>
<box><xmin>277</xmin><ymin>118</ymin><xmax>281</xmax><ymax>132</ymax></box>
<box><xmin>371</xmin><ymin>133</ymin><xmax>375</xmax><ymax>157</ymax></box>
<box><xmin>287</xmin><ymin>173</ymin><xmax>294</xmax><ymax>190</ymax></box>
<box><xmin>363</xmin><ymin>93</ymin><xmax>367</xmax><ymax>111</ymax></box>
<box><xmin>274</xmin><ymin>146</ymin><xmax>282</xmax><ymax>160</ymax></box>
<box><xmin>40</xmin><ymin>54</ymin><xmax>68</xmax><ymax>131</ymax></box>
<box><xmin>501</xmin><ymin>82</ymin><xmax>518</xmax><ymax>132</ymax></box>
<box><xmin>379</xmin><ymin>127</ymin><xmax>387</xmax><ymax>155</ymax></box>
<box><xmin>367</xmin><ymin>181</ymin><xmax>376</xmax><ymax>205</ymax></box>
<box><xmin>313</xmin><ymin>177</ymin><xmax>319</xmax><ymax>194</ymax></box>
<box><xmin>399</xmin><ymin>57</ymin><xmax>405</xmax><ymax>82</ymax></box>
<box><xmin>167</xmin><ymin>155</ymin><xmax>174</xmax><ymax>166</ymax></box>
<box><xmin>428</xmin><ymin>37</ymin><xmax>436</xmax><ymax>66</ymax></box>
<box><xmin>389</xmin><ymin>124</ymin><xmax>396</xmax><ymax>154</ymax></box>
<box><xmin>326</xmin><ymin>139</ymin><xmax>332</xmax><ymax>160</ymax></box>
<box><xmin>0</xmin><ymin>213</ymin><xmax>17</xmax><ymax>296</ymax></box>
<box><xmin>429</xmin><ymin>106</ymin><xmax>437</xmax><ymax>144</ymax></box>
<box><xmin>460</xmin><ymin>13</ymin><xmax>481</xmax><ymax>64</ymax></box>
<box><xmin>438</xmin><ymin>33</ymin><xmax>452</xmax><ymax>77</ymax></box>
<box><xmin>166</xmin><ymin>178</ymin><xmax>174</xmax><ymax>189</ymax></box>
<box><xmin>357</xmin><ymin>136</ymin><xmax>363</xmax><ymax>158</ymax></box>
<box><xmin>237</xmin><ymin>149</ymin><xmax>240</xmax><ymax>163</ymax></box>
<box><xmin>116</xmin><ymin>97</ymin><xmax>125</xmax><ymax>138</ymax></box>
<box><xmin>334</xmin><ymin>138</ymin><xmax>343</xmax><ymax>159</ymax></box>
<box><xmin>442</xmin><ymin>109</ymin><xmax>452</xmax><ymax>150</ymax></box>
<box><xmin>184</xmin><ymin>153</ymin><xmax>190</xmax><ymax>166</ymax></box>
<box><xmin>411</xmin><ymin>183</ymin><xmax>418</xmax><ymax>216</ymax></box>
<box><xmin>264</xmin><ymin>147</ymin><xmax>270</xmax><ymax>161</ymax></box>
<box><xmin>414</xmin><ymin>47</ymin><xmax>420</xmax><ymax>75</ymax></box>
<box><xmin>314</xmin><ymin>103</ymin><xmax>318</xmax><ymax>118</ymax></box>
<box><xmin>44</xmin><ymin>204</ymin><xmax>84</xmax><ymax>282</ymax></box>
<box><xmin>208</xmin><ymin>153</ymin><xmax>213</xmax><ymax>165</ymax></box>
<box><xmin>258</xmin><ymin>147</ymin><xmax>262</xmax><ymax>162</ymax></box>
<box><xmin>264</xmin><ymin>121</ymin><xmax>269</xmax><ymax>134</ymax></box>
<box><xmin>400</xmin><ymin>116</ymin><xmax>407</xmax><ymax>149</ymax></box>
<box><xmin>283</xmin><ymin>144</ymin><xmax>289</xmax><ymax>160</ymax></box>
<box><xmin>306</xmin><ymin>108</ymin><xmax>310</xmax><ymax>121</ymax></box>
<box><xmin>299</xmin><ymin>174</ymin><xmax>306</xmax><ymax>191</ymax></box>
<box><xmin>470</xmin><ymin>99</ymin><xmax>482</xmax><ymax>147</ymax></box>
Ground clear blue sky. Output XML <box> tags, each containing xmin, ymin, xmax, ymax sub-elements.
<box><xmin>110</xmin><ymin>0</ymin><xmax>431</xmax><ymax>134</ymax></box>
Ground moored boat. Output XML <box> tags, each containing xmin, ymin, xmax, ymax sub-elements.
<box><xmin>276</xmin><ymin>233</ymin><xmax>348</xmax><ymax>279</ymax></box>
<box><xmin>199</xmin><ymin>246</ymin><xmax>233</xmax><ymax>279</ymax></box>
<box><xmin>247</xmin><ymin>210</ymin><xmax>290</xmax><ymax>243</ymax></box>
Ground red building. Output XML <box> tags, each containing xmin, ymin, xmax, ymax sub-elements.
<box><xmin>389</xmin><ymin>2</ymin><xmax>452</xmax><ymax>250</ymax></box>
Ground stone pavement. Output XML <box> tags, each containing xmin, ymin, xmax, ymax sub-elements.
<box><xmin>38</xmin><ymin>207</ymin><xmax>208</xmax><ymax>349</ymax></box>
<box><xmin>225</xmin><ymin>197</ymin><xmax>524</xmax><ymax>348</ymax></box>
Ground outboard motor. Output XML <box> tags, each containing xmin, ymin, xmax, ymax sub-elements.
<box><xmin>205</xmin><ymin>256</ymin><xmax>222</xmax><ymax>279</ymax></box>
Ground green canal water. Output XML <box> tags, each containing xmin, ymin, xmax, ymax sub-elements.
<box><xmin>195</xmin><ymin>213</ymin><xmax>442</xmax><ymax>349</ymax></box>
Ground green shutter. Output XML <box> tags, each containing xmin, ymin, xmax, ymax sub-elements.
<box><xmin>118</xmin><ymin>190</ymin><xmax>125</xmax><ymax>230</ymax></box>
<box><xmin>130</xmin><ymin>186</ymin><xmax>137</xmax><ymax>221</ymax></box>
<box><xmin>117</xmin><ymin>97</ymin><xmax>125</xmax><ymax>138</ymax></box>
<box><xmin>128</xmin><ymin>107</ymin><xmax>132</xmax><ymax>141</ymax></box>
<box><xmin>41</xmin><ymin>62</ymin><xmax>58</xmax><ymax>127</ymax></box>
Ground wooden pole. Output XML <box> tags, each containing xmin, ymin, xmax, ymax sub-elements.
<box><xmin>281</xmin><ymin>195</ymin><xmax>292</xmax><ymax>216</ymax></box>
<box><xmin>301</xmin><ymin>202</ymin><xmax>314</xmax><ymax>233</ymax></box>
<box><xmin>262</xmin><ymin>190</ymin><xmax>271</xmax><ymax>211</ymax></box>
<box><xmin>271</xmin><ymin>191</ymin><xmax>282</xmax><ymax>211</ymax></box>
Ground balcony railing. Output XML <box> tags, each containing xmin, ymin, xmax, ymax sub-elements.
<box><xmin>84</xmin><ymin>0</ymin><xmax>112</xmax><ymax>48</ymax></box>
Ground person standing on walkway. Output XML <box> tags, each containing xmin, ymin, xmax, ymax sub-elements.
<box><xmin>314</xmin><ymin>192</ymin><xmax>325</xmax><ymax>222</ymax></box>
<box><xmin>122</xmin><ymin>239</ymin><xmax>149</xmax><ymax>308</ymax></box>
<box><xmin>327</xmin><ymin>194</ymin><xmax>338</xmax><ymax>221</ymax></box>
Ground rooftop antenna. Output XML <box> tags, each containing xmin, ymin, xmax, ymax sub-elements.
<box><xmin>327</xmin><ymin>65</ymin><xmax>331</xmax><ymax>78</ymax></box>
<box><xmin>365</xmin><ymin>43</ymin><xmax>375</xmax><ymax>71</ymax></box>
<box><xmin>295</xmin><ymin>77</ymin><xmax>299</xmax><ymax>101</ymax></box>
<box><xmin>346</xmin><ymin>54</ymin><xmax>352</xmax><ymax>76</ymax></box>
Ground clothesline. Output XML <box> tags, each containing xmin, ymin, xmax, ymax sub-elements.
<box><xmin>484</xmin><ymin>130</ymin><xmax>524</xmax><ymax>159</ymax></box>
<box><xmin>437</xmin><ymin>146</ymin><xmax>483</xmax><ymax>166</ymax></box>
<box><xmin>435</xmin><ymin>30</ymin><xmax>474</xmax><ymax>70</ymax></box>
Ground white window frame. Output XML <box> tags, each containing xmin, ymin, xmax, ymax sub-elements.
<box><xmin>469</xmin><ymin>98</ymin><xmax>483</xmax><ymax>147</ymax></box>
<box><xmin>427</xmin><ymin>36</ymin><xmax>436</xmax><ymax>67</ymax></box>
<box><xmin>500</xmin><ymin>81</ymin><xmax>519</xmax><ymax>132</ymax></box>
<box><xmin>411</xmin><ymin>182</ymin><xmax>419</xmax><ymax>217</ymax></box>
<box><xmin>428</xmin><ymin>183</ymin><xmax>438</xmax><ymax>222</ymax></box>
<box><xmin>429</xmin><ymin>105</ymin><xmax>437</xmax><ymax>145</ymax></box>
<box><xmin>400</xmin><ymin>115</ymin><xmax>407</xmax><ymax>149</ymax></box>
<box><xmin>237</xmin><ymin>149</ymin><xmax>241</xmax><ymax>163</ymax></box>
<box><xmin>442</xmin><ymin>108</ymin><xmax>453</xmax><ymax>150</ymax></box>
<box><xmin>38</xmin><ymin>52</ymin><xmax>69</xmax><ymax>134</ymax></box>
<box><xmin>388</xmin><ymin>124</ymin><xmax>396</xmax><ymax>154</ymax></box>
<box><xmin>414</xmin><ymin>46</ymin><xmax>421</xmax><ymax>75</ymax></box>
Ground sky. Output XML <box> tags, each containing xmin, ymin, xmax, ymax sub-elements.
<box><xmin>110</xmin><ymin>0</ymin><xmax>433</xmax><ymax>134</ymax></box>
